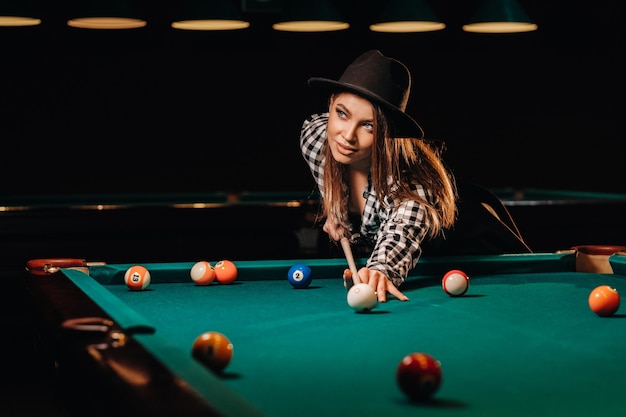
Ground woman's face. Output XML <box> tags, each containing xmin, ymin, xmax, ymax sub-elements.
<box><xmin>327</xmin><ymin>92</ymin><xmax>375</xmax><ymax>170</ymax></box>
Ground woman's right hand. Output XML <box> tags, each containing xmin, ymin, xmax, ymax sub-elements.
<box><xmin>323</xmin><ymin>217</ymin><xmax>347</xmax><ymax>242</ymax></box>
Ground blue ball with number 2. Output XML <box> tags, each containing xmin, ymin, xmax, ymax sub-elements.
<box><xmin>288</xmin><ymin>264</ymin><xmax>312</xmax><ymax>289</ymax></box>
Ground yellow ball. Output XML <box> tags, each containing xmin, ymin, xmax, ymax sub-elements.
<box><xmin>192</xmin><ymin>331</ymin><xmax>233</xmax><ymax>373</ymax></box>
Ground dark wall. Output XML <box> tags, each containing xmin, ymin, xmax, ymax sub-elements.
<box><xmin>1</xmin><ymin>0</ymin><xmax>623</xmax><ymax>197</ymax></box>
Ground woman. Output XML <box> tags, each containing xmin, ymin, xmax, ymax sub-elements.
<box><xmin>300</xmin><ymin>50</ymin><xmax>457</xmax><ymax>303</ymax></box>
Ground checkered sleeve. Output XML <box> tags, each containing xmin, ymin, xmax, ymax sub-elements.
<box><xmin>365</xmin><ymin>190</ymin><xmax>430</xmax><ymax>288</ymax></box>
<box><xmin>300</xmin><ymin>113</ymin><xmax>329</xmax><ymax>191</ymax></box>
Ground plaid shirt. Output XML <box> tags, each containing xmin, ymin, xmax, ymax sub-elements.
<box><xmin>300</xmin><ymin>113</ymin><xmax>432</xmax><ymax>287</ymax></box>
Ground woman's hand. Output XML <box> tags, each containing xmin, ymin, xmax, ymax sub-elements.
<box><xmin>323</xmin><ymin>217</ymin><xmax>347</xmax><ymax>241</ymax></box>
<box><xmin>343</xmin><ymin>268</ymin><xmax>409</xmax><ymax>302</ymax></box>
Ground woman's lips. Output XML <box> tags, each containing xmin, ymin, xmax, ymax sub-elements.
<box><xmin>335</xmin><ymin>141</ymin><xmax>356</xmax><ymax>156</ymax></box>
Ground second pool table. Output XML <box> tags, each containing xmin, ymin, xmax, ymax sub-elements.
<box><xmin>4</xmin><ymin>188</ymin><xmax>626</xmax><ymax>269</ymax></box>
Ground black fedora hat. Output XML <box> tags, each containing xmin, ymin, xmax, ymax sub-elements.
<box><xmin>308</xmin><ymin>50</ymin><xmax>424</xmax><ymax>139</ymax></box>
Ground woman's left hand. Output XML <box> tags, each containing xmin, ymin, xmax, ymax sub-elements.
<box><xmin>343</xmin><ymin>268</ymin><xmax>409</xmax><ymax>302</ymax></box>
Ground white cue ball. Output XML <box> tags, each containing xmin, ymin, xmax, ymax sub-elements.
<box><xmin>442</xmin><ymin>269</ymin><xmax>470</xmax><ymax>297</ymax></box>
<box><xmin>347</xmin><ymin>283</ymin><xmax>378</xmax><ymax>312</ymax></box>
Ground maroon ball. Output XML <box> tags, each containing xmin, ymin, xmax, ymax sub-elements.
<box><xmin>396</xmin><ymin>352</ymin><xmax>442</xmax><ymax>401</ymax></box>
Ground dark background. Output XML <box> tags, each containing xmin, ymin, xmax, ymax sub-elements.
<box><xmin>1</xmin><ymin>3</ymin><xmax>623</xmax><ymax>415</ymax></box>
<box><xmin>1</xmin><ymin>0</ymin><xmax>623</xmax><ymax>197</ymax></box>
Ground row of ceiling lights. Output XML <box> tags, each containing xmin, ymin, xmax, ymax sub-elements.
<box><xmin>0</xmin><ymin>0</ymin><xmax>538</xmax><ymax>34</ymax></box>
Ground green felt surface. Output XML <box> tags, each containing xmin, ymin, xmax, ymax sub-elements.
<box><xmin>72</xmin><ymin>259</ymin><xmax>626</xmax><ymax>417</ymax></box>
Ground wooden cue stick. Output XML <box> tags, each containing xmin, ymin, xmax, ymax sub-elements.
<box><xmin>340</xmin><ymin>237</ymin><xmax>360</xmax><ymax>285</ymax></box>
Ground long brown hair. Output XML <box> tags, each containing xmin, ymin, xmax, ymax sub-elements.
<box><xmin>322</xmin><ymin>102</ymin><xmax>457</xmax><ymax>239</ymax></box>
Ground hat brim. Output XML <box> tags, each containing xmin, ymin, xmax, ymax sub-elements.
<box><xmin>308</xmin><ymin>77</ymin><xmax>424</xmax><ymax>139</ymax></box>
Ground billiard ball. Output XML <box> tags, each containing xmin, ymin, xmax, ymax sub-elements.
<box><xmin>588</xmin><ymin>285</ymin><xmax>620</xmax><ymax>316</ymax></box>
<box><xmin>124</xmin><ymin>265</ymin><xmax>151</xmax><ymax>291</ymax></box>
<box><xmin>442</xmin><ymin>269</ymin><xmax>469</xmax><ymax>297</ymax></box>
<box><xmin>191</xmin><ymin>331</ymin><xmax>233</xmax><ymax>373</ymax></box>
<box><xmin>347</xmin><ymin>283</ymin><xmax>377</xmax><ymax>312</ymax></box>
<box><xmin>190</xmin><ymin>261</ymin><xmax>215</xmax><ymax>285</ymax></box>
<box><xmin>214</xmin><ymin>260</ymin><xmax>237</xmax><ymax>284</ymax></box>
<box><xmin>396</xmin><ymin>352</ymin><xmax>442</xmax><ymax>402</ymax></box>
<box><xmin>287</xmin><ymin>263</ymin><xmax>313</xmax><ymax>288</ymax></box>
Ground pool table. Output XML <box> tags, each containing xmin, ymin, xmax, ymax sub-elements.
<box><xmin>23</xmin><ymin>252</ymin><xmax>626</xmax><ymax>417</ymax></box>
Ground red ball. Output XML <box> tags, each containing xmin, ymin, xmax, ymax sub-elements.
<box><xmin>214</xmin><ymin>260</ymin><xmax>238</xmax><ymax>284</ymax></box>
<box><xmin>124</xmin><ymin>265</ymin><xmax>151</xmax><ymax>291</ymax></box>
<box><xmin>191</xmin><ymin>331</ymin><xmax>233</xmax><ymax>373</ymax></box>
<box><xmin>588</xmin><ymin>285</ymin><xmax>620</xmax><ymax>316</ymax></box>
<box><xmin>442</xmin><ymin>269</ymin><xmax>469</xmax><ymax>297</ymax></box>
<box><xmin>396</xmin><ymin>352</ymin><xmax>442</xmax><ymax>401</ymax></box>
